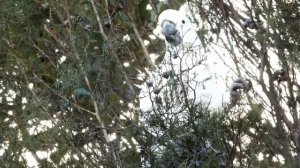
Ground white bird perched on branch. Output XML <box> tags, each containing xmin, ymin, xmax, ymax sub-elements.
<box><xmin>139</xmin><ymin>6</ymin><xmax>233</xmax><ymax>111</ymax></box>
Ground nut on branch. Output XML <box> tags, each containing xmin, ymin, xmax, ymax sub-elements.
<box><xmin>287</xmin><ymin>96</ymin><xmax>296</xmax><ymax>108</ymax></box>
<box><xmin>153</xmin><ymin>87</ymin><xmax>162</xmax><ymax>94</ymax></box>
<box><xmin>229</xmin><ymin>77</ymin><xmax>252</xmax><ymax>106</ymax></box>
<box><xmin>242</xmin><ymin>18</ymin><xmax>257</xmax><ymax>29</ymax></box>
<box><xmin>272</xmin><ymin>69</ymin><xmax>289</xmax><ymax>83</ymax></box>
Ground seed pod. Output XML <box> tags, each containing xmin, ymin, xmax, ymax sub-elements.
<box><xmin>219</xmin><ymin>161</ymin><xmax>226</xmax><ymax>168</ymax></box>
<box><xmin>229</xmin><ymin>77</ymin><xmax>251</xmax><ymax>107</ymax></box>
<box><xmin>243</xmin><ymin>18</ymin><xmax>257</xmax><ymax>29</ymax></box>
<box><xmin>153</xmin><ymin>87</ymin><xmax>162</xmax><ymax>94</ymax></box>
<box><xmin>162</xmin><ymin>71</ymin><xmax>172</xmax><ymax>79</ymax></box>
<box><xmin>296</xmin><ymin>94</ymin><xmax>300</xmax><ymax>103</ymax></box>
<box><xmin>272</xmin><ymin>69</ymin><xmax>289</xmax><ymax>82</ymax></box>
<box><xmin>146</xmin><ymin>81</ymin><xmax>153</xmax><ymax>87</ymax></box>
<box><xmin>287</xmin><ymin>97</ymin><xmax>296</xmax><ymax>108</ymax></box>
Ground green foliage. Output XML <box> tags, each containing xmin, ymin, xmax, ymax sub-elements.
<box><xmin>1</xmin><ymin>0</ymin><xmax>300</xmax><ymax>167</ymax></box>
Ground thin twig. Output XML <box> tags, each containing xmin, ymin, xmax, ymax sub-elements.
<box><xmin>131</xmin><ymin>21</ymin><xmax>155</xmax><ymax>70</ymax></box>
<box><xmin>105</xmin><ymin>0</ymin><xmax>112</xmax><ymax>26</ymax></box>
<box><xmin>71</xmin><ymin>40</ymin><xmax>120</xmax><ymax>168</ymax></box>
<box><xmin>90</xmin><ymin>0</ymin><xmax>136</xmax><ymax>102</ymax></box>
<box><xmin>90</xmin><ymin>0</ymin><xmax>108</xmax><ymax>41</ymax></box>
<box><xmin>32</xmin><ymin>73</ymin><xmax>96</xmax><ymax>116</ymax></box>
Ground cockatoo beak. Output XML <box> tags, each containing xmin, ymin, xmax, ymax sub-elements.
<box><xmin>161</xmin><ymin>20</ymin><xmax>182</xmax><ymax>46</ymax></box>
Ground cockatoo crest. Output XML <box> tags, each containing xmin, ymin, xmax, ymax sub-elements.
<box><xmin>154</xmin><ymin>9</ymin><xmax>199</xmax><ymax>47</ymax></box>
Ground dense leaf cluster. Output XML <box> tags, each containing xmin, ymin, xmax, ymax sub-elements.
<box><xmin>0</xmin><ymin>0</ymin><xmax>300</xmax><ymax>167</ymax></box>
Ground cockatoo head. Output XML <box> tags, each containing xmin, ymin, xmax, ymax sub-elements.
<box><xmin>154</xmin><ymin>9</ymin><xmax>193</xmax><ymax>46</ymax></box>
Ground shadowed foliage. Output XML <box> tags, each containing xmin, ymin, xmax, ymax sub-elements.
<box><xmin>1</xmin><ymin>0</ymin><xmax>300</xmax><ymax>167</ymax></box>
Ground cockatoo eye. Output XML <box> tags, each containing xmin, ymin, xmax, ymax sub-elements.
<box><xmin>182</xmin><ymin>20</ymin><xmax>185</xmax><ymax>24</ymax></box>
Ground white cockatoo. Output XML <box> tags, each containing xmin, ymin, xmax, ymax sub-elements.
<box><xmin>139</xmin><ymin>6</ymin><xmax>233</xmax><ymax>111</ymax></box>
